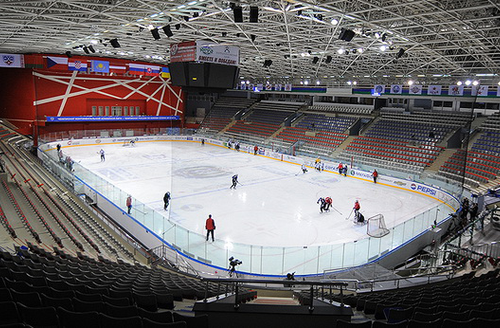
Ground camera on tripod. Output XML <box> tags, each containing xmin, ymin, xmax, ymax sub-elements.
<box><xmin>229</xmin><ymin>256</ymin><xmax>242</xmax><ymax>269</ymax></box>
<box><xmin>228</xmin><ymin>256</ymin><xmax>242</xmax><ymax>277</ymax></box>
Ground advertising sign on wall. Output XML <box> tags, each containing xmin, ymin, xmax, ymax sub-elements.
<box><xmin>170</xmin><ymin>41</ymin><xmax>197</xmax><ymax>63</ymax></box>
<box><xmin>195</xmin><ymin>41</ymin><xmax>239</xmax><ymax>66</ymax></box>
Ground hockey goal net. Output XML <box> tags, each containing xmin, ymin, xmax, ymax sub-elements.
<box><xmin>122</xmin><ymin>139</ymin><xmax>136</xmax><ymax>147</ymax></box>
<box><xmin>367</xmin><ymin>214</ymin><xmax>390</xmax><ymax>238</ymax></box>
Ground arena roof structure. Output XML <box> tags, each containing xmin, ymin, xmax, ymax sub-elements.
<box><xmin>0</xmin><ymin>0</ymin><xmax>499</xmax><ymax>85</ymax></box>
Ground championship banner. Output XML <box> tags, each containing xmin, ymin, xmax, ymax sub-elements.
<box><xmin>256</xmin><ymin>84</ymin><xmax>264</xmax><ymax>91</ymax></box>
<box><xmin>390</xmin><ymin>85</ymin><xmax>402</xmax><ymax>94</ymax></box>
<box><xmin>448</xmin><ymin>85</ymin><xmax>464</xmax><ymax>96</ymax></box>
<box><xmin>265</xmin><ymin>84</ymin><xmax>272</xmax><ymax>91</ymax></box>
<box><xmin>170</xmin><ymin>41</ymin><xmax>196</xmax><ymax>63</ymax></box>
<box><xmin>275</xmin><ymin>84</ymin><xmax>282</xmax><ymax>91</ymax></box>
<box><xmin>373</xmin><ymin>85</ymin><xmax>385</xmax><ymax>94</ymax></box>
<box><xmin>409</xmin><ymin>84</ymin><xmax>423</xmax><ymax>95</ymax></box>
<box><xmin>0</xmin><ymin>53</ymin><xmax>24</xmax><ymax>68</ymax></box>
<box><xmin>427</xmin><ymin>85</ymin><xmax>442</xmax><ymax>95</ymax></box>
<box><xmin>497</xmin><ymin>87</ymin><xmax>500</xmax><ymax>97</ymax></box>
<box><xmin>195</xmin><ymin>41</ymin><xmax>239</xmax><ymax>66</ymax></box>
<box><xmin>284</xmin><ymin>84</ymin><xmax>292</xmax><ymax>91</ymax></box>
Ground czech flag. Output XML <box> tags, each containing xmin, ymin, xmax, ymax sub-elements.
<box><xmin>46</xmin><ymin>56</ymin><xmax>68</xmax><ymax>70</ymax></box>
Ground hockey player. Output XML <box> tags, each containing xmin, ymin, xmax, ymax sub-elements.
<box><xmin>341</xmin><ymin>164</ymin><xmax>348</xmax><ymax>176</ymax></box>
<box><xmin>56</xmin><ymin>143</ymin><xmax>61</xmax><ymax>152</ymax></box>
<box><xmin>235</xmin><ymin>142</ymin><xmax>240</xmax><ymax>151</ymax></box>
<box><xmin>254</xmin><ymin>145</ymin><xmax>258</xmax><ymax>155</ymax></box>
<box><xmin>353</xmin><ymin>200</ymin><xmax>361</xmax><ymax>220</ymax></box>
<box><xmin>372</xmin><ymin>169</ymin><xmax>378</xmax><ymax>183</ymax></box>
<box><xmin>301</xmin><ymin>163</ymin><xmax>308</xmax><ymax>174</ymax></box>
<box><xmin>230</xmin><ymin>174</ymin><xmax>239</xmax><ymax>189</ymax></box>
<box><xmin>99</xmin><ymin>149</ymin><xmax>105</xmax><ymax>162</ymax></box>
<box><xmin>317</xmin><ymin>197</ymin><xmax>330</xmax><ymax>213</ymax></box>
<box><xmin>325</xmin><ymin>197</ymin><xmax>333</xmax><ymax>211</ymax></box>
<box><xmin>163</xmin><ymin>192</ymin><xmax>171</xmax><ymax>210</ymax></box>
<box><xmin>338</xmin><ymin>163</ymin><xmax>343</xmax><ymax>175</ymax></box>
<box><xmin>315</xmin><ymin>158</ymin><xmax>321</xmax><ymax>172</ymax></box>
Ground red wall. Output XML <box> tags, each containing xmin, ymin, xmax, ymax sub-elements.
<box><xmin>0</xmin><ymin>68</ymin><xmax>36</xmax><ymax>134</ymax></box>
<box><xmin>0</xmin><ymin>54</ymin><xmax>185</xmax><ymax>136</ymax></box>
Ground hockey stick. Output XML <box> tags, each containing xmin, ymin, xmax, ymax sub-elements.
<box><xmin>237</xmin><ymin>181</ymin><xmax>243</xmax><ymax>186</ymax></box>
<box><xmin>345</xmin><ymin>209</ymin><xmax>353</xmax><ymax>220</ymax></box>
<box><xmin>331</xmin><ymin>206</ymin><xmax>343</xmax><ymax>215</ymax></box>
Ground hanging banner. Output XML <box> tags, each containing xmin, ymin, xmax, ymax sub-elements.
<box><xmin>284</xmin><ymin>84</ymin><xmax>292</xmax><ymax>91</ymax></box>
<box><xmin>274</xmin><ymin>84</ymin><xmax>282</xmax><ymax>91</ymax></box>
<box><xmin>0</xmin><ymin>53</ymin><xmax>24</xmax><ymax>68</ymax></box>
<box><xmin>373</xmin><ymin>85</ymin><xmax>385</xmax><ymax>94</ymax></box>
<box><xmin>265</xmin><ymin>84</ymin><xmax>272</xmax><ymax>91</ymax></box>
<box><xmin>427</xmin><ymin>85</ymin><xmax>442</xmax><ymax>95</ymax></box>
<box><xmin>390</xmin><ymin>85</ymin><xmax>402</xmax><ymax>94</ymax></box>
<box><xmin>497</xmin><ymin>87</ymin><xmax>500</xmax><ymax>97</ymax></box>
<box><xmin>448</xmin><ymin>85</ymin><xmax>464</xmax><ymax>96</ymax></box>
<box><xmin>409</xmin><ymin>84</ymin><xmax>423</xmax><ymax>95</ymax></box>
<box><xmin>195</xmin><ymin>41</ymin><xmax>239</xmax><ymax>66</ymax></box>
<box><xmin>170</xmin><ymin>41</ymin><xmax>197</xmax><ymax>63</ymax></box>
<box><xmin>474</xmin><ymin>85</ymin><xmax>489</xmax><ymax>97</ymax></box>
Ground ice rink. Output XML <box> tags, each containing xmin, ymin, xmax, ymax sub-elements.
<box><xmin>63</xmin><ymin>140</ymin><xmax>440</xmax><ymax>248</ymax></box>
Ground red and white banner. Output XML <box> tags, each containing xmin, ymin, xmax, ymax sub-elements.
<box><xmin>170</xmin><ymin>41</ymin><xmax>196</xmax><ymax>63</ymax></box>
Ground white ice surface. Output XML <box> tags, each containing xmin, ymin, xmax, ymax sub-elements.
<box><xmin>64</xmin><ymin>141</ymin><xmax>439</xmax><ymax>248</ymax></box>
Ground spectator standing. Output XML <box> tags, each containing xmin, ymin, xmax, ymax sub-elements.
<box><xmin>206</xmin><ymin>214</ymin><xmax>216</xmax><ymax>242</ymax></box>
<box><xmin>126</xmin><ymin>195</ymin><xmax>132</xmax><ymax>214</ymax></box>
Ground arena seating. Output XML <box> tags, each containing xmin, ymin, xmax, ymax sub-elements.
<box><xmin>0</xmin><ymin>246</ymin><xmax>219</xmax><ymax>327</ymax></box>
<box><xmin>437</xmin><ymin>131</ymin><xmax>500</xmax><ymax>188</ymax></box>
<box><xmin>198</xmin><ymin>97</ymin><xmax>256</xmax><ymax>133</ymax></box>
<box><xmin>340</xmin><ymin>136</ymin><xmax>443</xmax><ymax>174</ymax></box>
<box><xmin>276</xmin><ymin>127</ymin><xmax>348</xmax><ymax>157</ymax></box>
<box><xmin>295</xmin><ymin>114</ymin><xmax>357</xmax><ymax>134</ymax></box>
<box><xmin>480</xmin><ymin>111</ymin><xmax>500</xmax><ymax>132</ymax></box>
<box><xmin>330</xmin><ymin>269</ymin><xmax>500</xmax><ymax>327</ymax></box>
<box><xmin>307</xmin><ymin>104</ymin><xmax>373</xmax><ymax>115</ymax></box>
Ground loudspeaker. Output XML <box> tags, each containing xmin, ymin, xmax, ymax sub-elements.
<box><xmin>396</xmin><ymin>48</ymin><xmax>406</xmax><ymax>59</ymax></box>
<box><xmin>263</xmin><ymin>60</ymin><xmax>272</xmax><ymax>68</ymax></box>
<box><xmin>151</xmin><ymin>28</ymin><xmax>160</xmax><ymax>40</ymax></box>
<box><xmin>163</xmin><ymin>25</ymin><xmax>173</xmax><ymax>37</ymax></box>
<box><xmin>251</xmin><ymin>34</ymin><xmax>256</xmax><ymax>42</ymax></box>
<box><xmin>338</xmin><ymin>28</ymin><xmax>355</xmax><ymax>42</ymax></box>
<box><xmin>110</xmin><ymin>39</ymin><xmax>121</xmax><ymax>48</ymax></box>
<box><xmin>88</xmin><ymin>45</ymin><xmax>95</xmax><ymax>53</ymax></box>
<box><xmin>233</xmin><ymin>6</ymin><xmax>243</xmax><ymax>22</ymax></box>
<box><xmin>250</xmin><ymin>6</ymin><xmax>259</xmax><ymax>22</ymax></box>
<box><xmin>312</xmin><ymin>57</ymin><xmax>319</xmax><ymax>64</ymax></box>
<box><xmin>83</xmin><ymin>46</ymin><xmax>89</xmax><ymax>54</ymax></box>
<box><xmin>325</xmin><ymin>55</ymin><xmax>332</xmax><ymax>63</ymax></box>
<box><xmin>65</xmin><ymin>51</ymin><xmax>72</xmax><ymax>58</ymax></box>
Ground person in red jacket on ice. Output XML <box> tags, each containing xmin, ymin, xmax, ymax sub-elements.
<box><xmin>372</xmin><ymin>169</ymin><xmax>378</xmax><ymax>183</ymax></box>
<box><xmin>205</xmin><ymin>214</ymin><xmax>216</xmax><ymax>242</ymax></box>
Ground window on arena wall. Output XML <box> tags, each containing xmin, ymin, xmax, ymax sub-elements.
<box><xmin>98</xmin><ymin>106</ymin><xmax>103</xmax><ymax>116</ymax></box>
<box><xmin>124</xmin><ymin>106</ymin><xmax>128</xmax><ymax>116</ymax></box>
<box><xmin>92</xmin><ymin>106</ymin><xmax>96</xmax><ymax>116</ymax></box>
<box><xmin>135</xmin><ymin>106</ymin><xmax>140</xmax><ymax>115</ymax></box>
<box><xmin>105</xmin><ymin>106</ymin><xmax>110</xmax><ymax>116</ymax></box>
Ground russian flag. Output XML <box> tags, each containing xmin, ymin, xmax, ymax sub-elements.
<box><xmin>128</xmin><ymin>63</ymin><xmax>145</xmax><ymax>75</ymax></box>
<box><xmin>68</xmin><ymin>59</ymin><xmax>88</xmax><ymax>72</ymax></box>
<box><xmin>46</xmin><ymin>56</ymin><xmax>68</xmax><ymax>70</ymax></box>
